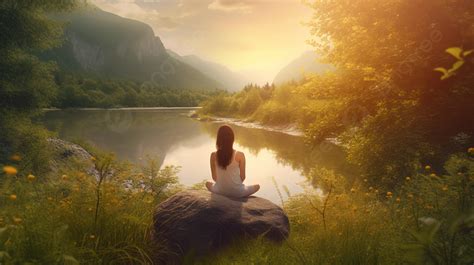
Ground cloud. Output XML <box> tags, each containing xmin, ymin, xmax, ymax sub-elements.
<box><xmin>208</xmin><ymin>0</ymin><xmax>254</xmax><ymax>13</ymax></box>
<box><xmin>90</xmin><ymin>0</ymin><xmax>181</xmax><ymax>30</ymax></box>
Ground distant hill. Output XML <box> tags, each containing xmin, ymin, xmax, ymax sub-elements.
<box><xmin>43</xmin><ymin>7</ymin><xmax>222</xmax><ymax>90</ymax></box>
<box><xmin>273</xmin><ymin>51</ymin><xmax>332</xmax><ymax>85</ymax></box>
<box><xmin>168</xmin><ymin>50</ymin><xmax>247</xmax><ymax>91</ymax></box>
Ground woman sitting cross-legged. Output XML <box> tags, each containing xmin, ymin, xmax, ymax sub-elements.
<box><xmin>206</xmin><ymin>125</ymin><xmax>260</xmax><ymax>198</ymax></box>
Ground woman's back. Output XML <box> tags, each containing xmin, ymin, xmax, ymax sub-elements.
<box><xmin>214</xmin><ymin>150</ymin><xmax>244</xmax><ymax>194</ymax></box>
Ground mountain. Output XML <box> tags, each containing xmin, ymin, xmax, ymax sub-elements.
<box><xmin>43</xmin><ymin>7</ymin><xmax>222</xmax><ymax>90</ymax></box>
<box><xmin>273</xmin><ymin>51</ymin><xmax>332</xmax><ymax>85</ymax></box>
<box><xmin>167</xmin><ymin>50</ymin><xmax>247</xmax><ymax>91</ymax></box>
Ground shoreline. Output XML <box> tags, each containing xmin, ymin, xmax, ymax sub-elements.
<box><xmin>191</xmin><ymin>112</ymin><xmax>304</xmax><ymax>137</ymax></box>
<box><xmin>42</xmin><ymin>106</ymin><xmax>202</xmax><ymax>111</ymax></box>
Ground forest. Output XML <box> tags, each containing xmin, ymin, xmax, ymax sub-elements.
<box><xmin>53</xmin><ymin>75</ymin><xmax>220</xmax><ymax>108</ymax></box>
<box><xmin>1</xmin><ymin>0</ymin><xmax>473</xmax><ymax>264</ymax></box>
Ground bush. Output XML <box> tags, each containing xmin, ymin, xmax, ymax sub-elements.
<box><xmin>0</xmin><ymin>152</ymin><xmax>182</xmax><ymax>264</ymax></box>
<box><xmin>0</xmin><ymin>112</ymin><xmax>53</xmax><ymax>177</ymax></box>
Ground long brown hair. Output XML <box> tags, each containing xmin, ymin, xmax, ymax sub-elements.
<box><xmin>216</xmin><ymin>125</ymin><xmax>234</xmax><ymax>169</ymax></box>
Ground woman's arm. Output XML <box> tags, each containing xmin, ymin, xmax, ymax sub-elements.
<box><xmin>210</xmin><ymin>152</ymin><xmax>217</xmax><ymax>181</ymax></box>
<box><xmin>238</xmin><ymin>152</ymin><xmax>246</xmax><ymax>182</ymax></box>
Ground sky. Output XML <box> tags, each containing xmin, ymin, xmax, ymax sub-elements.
<box><xmin>90</xmin><ymin>0</ymin><xmax>313</xmax><ymax>84</ymax></box>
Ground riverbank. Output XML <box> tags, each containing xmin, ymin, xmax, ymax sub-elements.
<box><xmin>43</xmin><ymin>106</ymin><xmax>202</xmax><ymax>111</ymax></box>
<box><xmin>190</xmin><ymin>111</ymin><xmax>304</xmax><ymax>137</ymax></box>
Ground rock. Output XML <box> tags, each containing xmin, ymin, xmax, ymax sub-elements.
<box><xmin>197</xmin><ymin>116</ymin><xmax>215</xmax><ymax>122</ymax></box>
<box><xmin>47</xmin><ymin>138</ymin><xmax>99</xmax><ymax>179</ymax></box>
<box><xmin>187</xmin><ymin>111</ymin><xmax>199</xmax><ymax>118</ymax></box>
<box><xmin>152</xmin><ymin>190</ymin><xmax>289</xmax><ymax>262</ymax></box>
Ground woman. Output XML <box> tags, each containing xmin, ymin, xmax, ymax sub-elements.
<box><xmin>206</xmin><ymin>125</ymin><xmax>260</xmax><ymax>198</ymax></box>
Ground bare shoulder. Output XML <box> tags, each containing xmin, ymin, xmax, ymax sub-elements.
<box><xmin>210</xmin><ymin>152</ymin><xmax>216</xmax><ymax>159</ymax></box>
<box><xmin>235</xmin><ymin>150</ymin><xmax>245</xmax><ymax>161</ymax></box>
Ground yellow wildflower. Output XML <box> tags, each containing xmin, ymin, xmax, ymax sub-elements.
<box><xmin>89</xmin><ymin>234</ymin><xmax>96</xmax><ymax>239</ymax></box>
<box><xmin>10</xmin><ymin>154</ymin><xmax>21</xmax><ymax>161</ymax></box>
<box><xmin>350</xmin><ymin>188</ymin><xmax>356</xmax><ymax>193</ymax></box>
<box><xmin>27</xmin><ymin>174</ymin><xmax>36</xmax><ymax>181</ymax></box>
<box><xmin>425</xmin><ymin>165</ymin><xmax>431</xmax><ymax>171</ymax></box>
<box><xmin>88</xmin><ymin>207</ymin><xmax>93</xmax><ymax>212</ymax></box>
<box><xmin>3</xmin><ymin>166</ymin><xmax>17</xmax><ymax>175</ymax></box>
<box><xmin>13</xmin><ymin>217</ymin><xmax>22</xmax><ymax>225</ymax></box>
<box><xmin>369</xmin><ymin>186</ymin><xmax>373</xmax><ymax>191</ymax></box>
<box><xmin>386</xmin><ymin>191</ymin><xmax>393</xmax><ymax>197</ymax></box>
<box><xmin>441</xmin><ymin>186</ymin><xmax>448</xmax><ymax>191</ymax></box>
<box><xmin>468</xmin><ymin>147</ymin><xmax>474</xmax><ymax>155</ymax></box>
<box><xmin>61</xmin><ymin>174</ymin><xmax>68</xmax><ymax>180</ymax></box>
<box><xmin>395</xmin><ymin>197</ymin><xmax>401</xmax><ymax>203</ymax></box>
<box><xmin>405</xmin><ymin>177</ymin><xmax>411</xmax><ymax>181</ymax></box>
<box><xmin>9</xmin><ymin>194</ymin><xmax>17</xmax><ymax>201</ymax></box>
<box><xmin>407</xmin><ymin>194</ymin><xmax>414</xmax><ymax>199</ymax></box>
<box><xmin>430</xmin><ymin>173</ymin><xmax>437</xmax><ymax>178</ymax></box>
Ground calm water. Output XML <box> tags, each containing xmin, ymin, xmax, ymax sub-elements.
<box><xmin>41</xmin><ymin>109</ymin><xmax>351</xmax><ymax>203</ymax></box>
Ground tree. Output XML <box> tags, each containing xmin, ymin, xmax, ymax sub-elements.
<box><xmin>305</xmin><ymin>0</ymin><xmax>474</xmax><ymax>187</ymax></box>
<box><xmin>0</xmin><ymin>0</ymin><xmax>78</xmax><ymax>173</ymax></box>
<box><xmin>0</xmin><ymin>0</ymin><xmax>78</xmax><ymax>112</ymax></box>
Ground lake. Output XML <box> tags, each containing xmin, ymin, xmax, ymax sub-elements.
<box><xmin>41</xmin><ymin>108</ymin><xmax>351</xmax><ymax>203</ymax></box>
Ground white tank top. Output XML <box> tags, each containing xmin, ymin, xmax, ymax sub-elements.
<box><xmin>215</xmin><ymin>150</ymin><xmax>244</xmax><ymax>193</ymax></box>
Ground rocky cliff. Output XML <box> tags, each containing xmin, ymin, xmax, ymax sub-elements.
<box><xmin>46</xmin><ymin>7</ymin><xmax>221</xmax><ymax>90</ymax></box>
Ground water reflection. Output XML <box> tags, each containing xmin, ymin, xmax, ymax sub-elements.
<box><xmin>40</xmin><ymin>109</ymin><xmax>352</xmax><ymax>203</ymax></box>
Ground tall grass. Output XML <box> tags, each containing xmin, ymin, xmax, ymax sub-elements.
<box><xmin>194</xmin><ymin>153</ymin><xmax>474</xmax><ymax>265</ymax></box>
<box><xmin>0</xmin><ymin>151</ymin><xmax>181</xmax><ymax>264</ymax></box>
<box><xmin>1</xmin><ymin>147</ymin><xmax>472</xmax><ymax>264</ymax></box>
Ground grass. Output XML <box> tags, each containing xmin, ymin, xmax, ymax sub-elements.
<box><xmin>0</xmin><ymin>151</ymin><xmax>181</xmax><ymax>264</ymax></box>
<box><xmin>195</xmin><ymin>154</ymin><xmax>474</xmax><ymax>265</ymax></box>
<box><xmin>1</xmin><ymin>148</ymin><xmax>473</xmax><ymax>264</ymax></box>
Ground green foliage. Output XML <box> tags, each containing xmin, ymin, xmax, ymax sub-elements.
<box><xmin>53</xmin><ymin>74</ymin><xmax>219</xmax><ymax>108</ymax></box>
<box><xmin>0</xmin><ymin>0</ymin><xmax>77</xmax><ymax>113</ymax></box>
<box><xmin>199</xmin><ymin>82</ymin><xmax>320</xmax><ymax>126</ymax></box>
<box><xmin>397</xmin><ymin>154</ymin><xmax>474</xmax><ymax>264</ymax></box>
<box><xmin>0</xmin><ymin>0</ymin><xmax>78</xmax><ymax>174</ymax></box>
<box><xmin>303</xmin><ymin>0</ymin><xmax>474</xmax><ymax>187</ymax></box>
<box><xmin>0</xmin><ymin>112</ymin><xmax>53</xmax><ymax>177</ymax></box>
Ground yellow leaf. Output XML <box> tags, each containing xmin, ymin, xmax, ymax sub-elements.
<box><xmin>433</xmin><ymin>67</ymin><xmax>448</xmax><ymax>75</ymax></box>
<box><xmin>462</xmin><ymin>49</ymin><xmax>473</xmax><ymax>57</ymax></box>
<box><xmin>450</xmin><ymin>60</ymin><xmax>464</xmax><ymax>72</ymax></box>
<box><xmin>445</xmin><ymin>47</ymin><xmax>463</xmax><ymax>60</ymax></box>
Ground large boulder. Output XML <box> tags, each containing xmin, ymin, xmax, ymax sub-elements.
<box><xmin>152</xmin><ymin>190</ymin><xmax>289</xmax><ymax>262</ymax></box>
<box><xmin>47</xmin><ymin>138</ymin><xmax>99</xmax><ymax>179</ymax></box>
